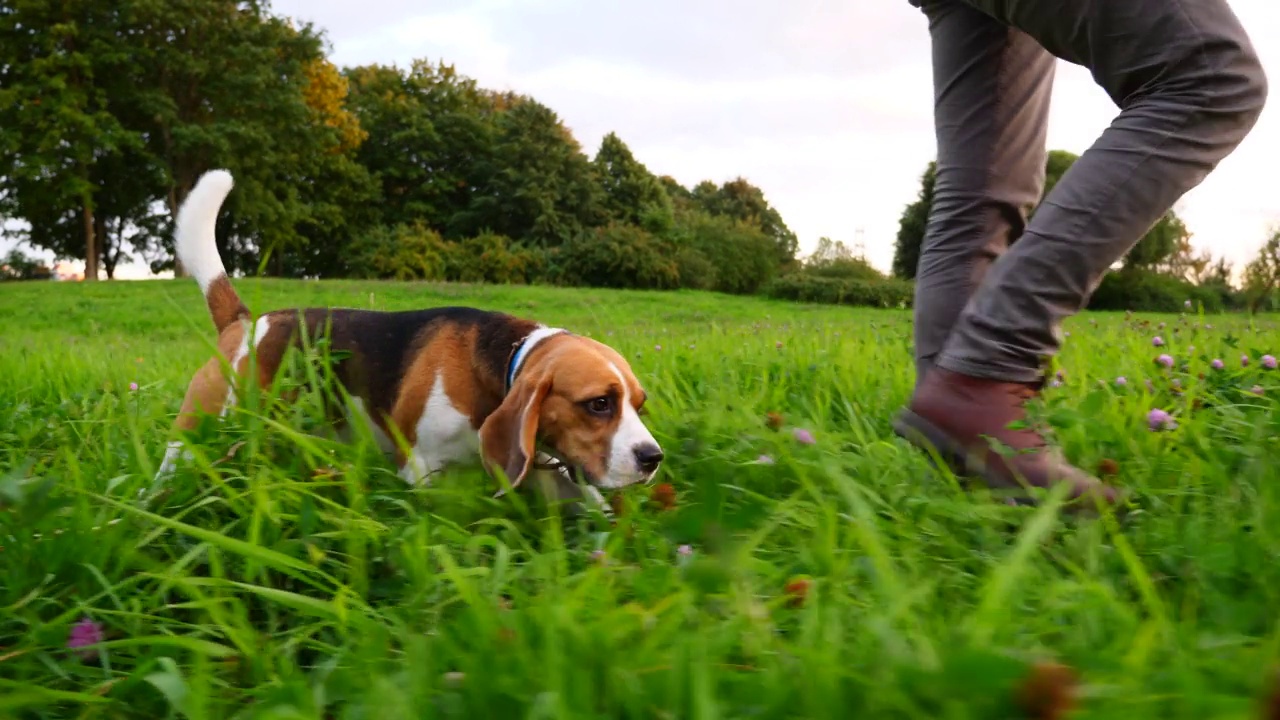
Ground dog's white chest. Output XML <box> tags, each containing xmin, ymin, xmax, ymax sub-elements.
<box><xmin>400</xmin><ymin>372</ymin><xmax>480</xmax><ymax>484</ymax></box>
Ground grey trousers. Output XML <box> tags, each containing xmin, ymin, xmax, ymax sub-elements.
<box><xmin>909</xmin><ymin>0</ymin><xmax>1268</xmax><ymax>385</ymax></box>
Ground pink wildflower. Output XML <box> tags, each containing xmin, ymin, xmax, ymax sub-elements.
<box><xmin>1147</xmin><ymin>408</ymin><xmax>1176</xmax><ymax>431</ymax></box>
<box><xmin>67</xmin><ymin>617</ymin><xmax>103</xmax><ymax>660</ymax></box>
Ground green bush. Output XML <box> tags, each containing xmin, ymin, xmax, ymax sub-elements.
<box><xmin>801</xmin><ymin>256</ymin><xmax>886</xmax><ymax>282</ymax></box>
<box><xmin>673</xmin><ymin>246</ymin><xmax>718</xmax><ymax>291</ymax></box>
<box><xmin>672</xmin><ymin>211</ymin><xmax>777</xmax><ymax>295</ymax></box>
<box><xmin>554</xmin><ymin>222</ymin><xmax>681</xmax><ymax>290</ymax></box>
<box><xmin>763</xmin><ymin>274</ymin><xmax>915</xmax><ymax>309</ymax></box>
<box><xmin>445</xmin><ymin>232</ymin><xmax>545</xmax><ymax>285</ymax></box>
<box><xmin>1087</xmin><ymin>269</ymin><xmax>1235</xmax><ymax>313</ymax></box>
<box><xmin>347</xmin><ymin>222</ymin><xmax>448</xmax><ymax>281</ymax></box>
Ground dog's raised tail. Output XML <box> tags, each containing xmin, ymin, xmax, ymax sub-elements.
<box><xmin>176</xmin><ymin>169</ymin><xmax>249</xmax><ymax>333</ymax></box>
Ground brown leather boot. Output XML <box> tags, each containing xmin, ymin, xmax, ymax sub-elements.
<box><xmin>893</xmin><ymin>367</ymin><xmax>1121</xmax><ymax>508</ymax></box>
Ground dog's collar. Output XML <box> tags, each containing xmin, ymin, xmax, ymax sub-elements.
<box><xmin>505</xmin><ymin>326</ymin><xmax>570</xmax><ymax>394</ymax></box>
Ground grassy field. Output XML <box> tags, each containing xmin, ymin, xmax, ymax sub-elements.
<box><xmin>2</xmin><ymin>278</ymin><xmax>1279</xmax><ymax>719</ymax></box>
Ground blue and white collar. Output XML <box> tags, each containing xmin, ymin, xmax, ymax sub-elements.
<box><xmin>505</xmin><ymin>326</ymin><xmax>570</xmax><ymax>394</ymax></box>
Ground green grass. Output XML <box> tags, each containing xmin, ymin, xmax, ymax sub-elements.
<box><xmin>2</xmin><ymin>277</ymin><xmax>1280</xmax><ymax>719</ymax></box>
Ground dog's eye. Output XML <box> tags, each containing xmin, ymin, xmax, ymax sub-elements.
<box><xmin>584</xmin><ymin>396</ymin><xmax>612</xmax><ymax>416</ymax></box>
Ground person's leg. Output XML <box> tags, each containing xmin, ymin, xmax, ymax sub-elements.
<box><xmin>911</xmin><ymin>0</ymin><xmax>1056</xmax><ymax>385</ymax></box>
<box><xmin>897</xmin><ymin>0</ymin><xmax>1267</xmax><ymax>505</ymax></box>
<box><xmin>937</xmin><ymin>0</ymin><xmax>1268</xmax><ymax>383</ymax></box>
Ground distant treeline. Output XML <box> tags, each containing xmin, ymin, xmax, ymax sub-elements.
<box><xmin>3</xmin><ymin>1</ymin><xmax>1277</xmax><ymax>312</ymax></box>
<box><xmin>0</xmin><ymin>0</ymin><xmax>808</xmax><ymax>297</ymax></box>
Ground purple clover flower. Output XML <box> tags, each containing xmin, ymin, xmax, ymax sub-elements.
<box><xmin>1156</xmin><ymin>354</ymin><xmax>1174</xmax><ymax>368</ymax></box>
<box><xmin>1211</xmin><ymin>358</ymin><xmax>1225</xmax><ymax>370</ymax></box>
<box><xmin>793</xmin><ymin>428</ymin><xmax>816</xmax><ymax>445</ymax></box>
<box><xmin>1263</xmin><ymin>354</ymin><xmax>1277</xmax><ymax>370</ymax></box>
<box><xmin>1147</xmin><ymin>408</ymin><xmax>1177</xmax><ymax>431</ymax></box>
<box><xmin>67</xmin><ymin>617</ymin><xmax>103</xmax><ymax>660</ymax></box>
<box><xmin>1152</xmin><ymin>336</ymin><xmax>1165</xmax><ymax>347</ymax></box>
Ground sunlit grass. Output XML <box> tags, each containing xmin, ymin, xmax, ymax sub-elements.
<box><xmin>2</xmin><ymin>278</ymin><xmax>1279</xmax><ymax>718</ymax></box>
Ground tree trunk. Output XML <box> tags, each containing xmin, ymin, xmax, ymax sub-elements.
<box><xmin>95</xmin><ymin>214</ymin><xmax>112</xmax><ymax>279</ymax></box>
<box><xmin>82</xmin><ymin>197</ymin><xmax>98</xmax><ymax>281</ymax></box>
<box><xmin>167</xmin><ymin>183</ymin><xmax>185</xmax><ymax>277</ymax></box>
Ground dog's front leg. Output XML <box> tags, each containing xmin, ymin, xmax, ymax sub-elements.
<box><xmin>527</xmin><ymin>454</ymin><xmax>613</xmax><ymax>520</ymax></box>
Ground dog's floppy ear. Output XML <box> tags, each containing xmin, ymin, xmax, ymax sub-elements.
<box><xmin>479</xmin><ymin>370</ymin><xmax>551</xmax><ymax>494</ymax></box>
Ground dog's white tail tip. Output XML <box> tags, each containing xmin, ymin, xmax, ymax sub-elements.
<box><xmin>176</xmin><ymin>169</ymin><xmax>235</xmax><ymax>293</ymax></box>
<box><xmin>198</xmin><ymin>169</ymin><xmax>234</xmax><ymax>194</ymax></box>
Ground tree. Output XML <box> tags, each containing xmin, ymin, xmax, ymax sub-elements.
<box><xmin>125</xmin><ymin>0</ymin><xmax>352</xmax><ymax>276</ymax></box>
<box><xmin>689</xmin><ymin>178</ymin><xmax>797</xmax><ymax>266</ymax></box>
<box><xmin>1197</xmin><ymin>256</ymin><xmax>1235</xmax><ymax>287</ymax></box>
<box><xmin>658</xmin><ymin>175</ymin><xmax>695</xmax><ymax>211</ymax></box>
<box><xmin>1125</xmin><ymin>211</ymin><xmax>1189</xmax><ymax>271</ymax></box>
<box><xmin>1039</xmin><ymin>149</ymin><xmax>1079</xmax><ymax>203</ymax></box>
<box><xmin>14</xmin><ymin>143</ymin><xmax>167</xmax><ymax>279</ymax></box>
<box><xmin>810</xmin><ymin>237</ymin><xmax>857</xmax><ymax>264</ymax></box>
<box><xmin>0</xmin><ymin>0</ymin><xmax>142</xmax><ymax>280</ymax></box>
<box><xmin>452</xmin><ymin>96</ymin><xmax>605</xmax><ymax>246</ymax></box>
<box><xmin>805</xmin><ymin>236</ymin><xmax>885</xmax><ymax>282</ymax></box>
<box><xmin>891</xmin><ymin>161</ymin><xmax>935</xmax><ymax>280</ymax></box>
<box><xmin>1242</xmin><ymin>227</ymin><xmax>1280</xmax><ymax>313</ymax></box>
<box><xmin>343</xmin><ymin>60</ymin><xmax>495</xmax><ymax>237</ymax></box>
<box><xmin>591</xmin><ymin>132</ymin><xmax>674</xmax><ymax>230</ymax></box>
<box><xmin>276</xmin><ymin>56</ymin><xmax>379</xmax><ymax>278</ymax></box>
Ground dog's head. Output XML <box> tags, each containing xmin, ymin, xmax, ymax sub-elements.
<box><xmin>478</xmin><ymin>333</ymin><xmax>663</xmax><ymax>491</ymax></box>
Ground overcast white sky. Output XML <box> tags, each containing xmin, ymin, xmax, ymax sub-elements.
<box><xmin>6</xmin><ymin>0</ymin><xmax>1278</xmax><ymax>280</ymax></box>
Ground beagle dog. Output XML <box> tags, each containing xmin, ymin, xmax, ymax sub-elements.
<box><xmin>155</xmin><ymin>169</ymin><xmax>664</xmax><ymax>509</ymax></box>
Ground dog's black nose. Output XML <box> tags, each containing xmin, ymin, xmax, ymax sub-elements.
<box><xmin>634</xmin><ymin>443</ymin><xmax>664</xmax><ymax>473</ymax></box>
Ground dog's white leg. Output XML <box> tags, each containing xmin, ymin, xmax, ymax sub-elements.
<box><xmin>582</xmin><ymin>484</ymin><xmax>610</xmax><ymax>515</ymax></box>
<box><xmin>528</xmin><ymin>459</ymin><xmax>613</xmax><ymax>519</ymax></box>
<box><xmin>155</xmin><ymin>441</ymin><xmax>191</xmax><ymax>479</ymax></box>
<box><xmin>398</xmin><ymin>452</ymin><xmax>438</xmax><ymax>486</ymax></box>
